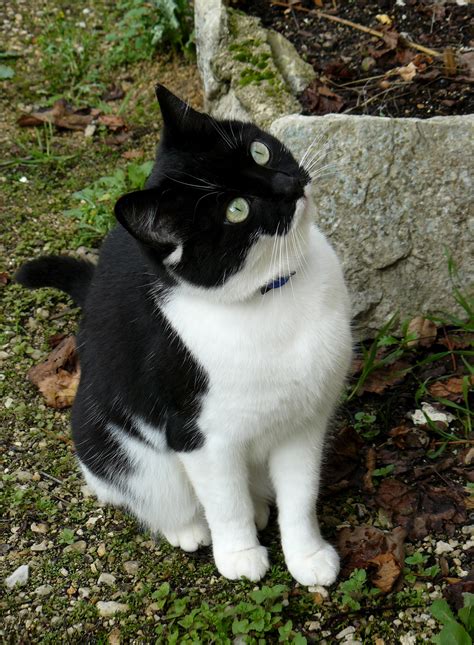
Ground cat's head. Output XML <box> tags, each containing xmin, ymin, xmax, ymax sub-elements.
<box><xmin>115</xmin><ymin>84</ymin><xmax>313</xmax><ymax>303</ymax></box>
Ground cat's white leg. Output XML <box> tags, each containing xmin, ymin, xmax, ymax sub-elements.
<box><xmin>269</xmin><ymin>427</ymin><xmax>339</xmax><ymax>586</ymax></box>
<box><xmin>179</xmin><ymin>441</ymin><xmax>269</xmax><ymax>581</ymax></box>
<box><xmin>124</xmin><ymin>447</ymin><xmax>211</xmax><ymax>552</ymax></box>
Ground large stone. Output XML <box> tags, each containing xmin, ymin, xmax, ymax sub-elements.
<box><xmin>271</xmin><ymin>114</ymin><xmax>473</xmax><ymax>335</ymax></box>
<box><xmin>195</xmin><ymin>0</ymin><xmax>302</xmax><ymax>127</ymax></box>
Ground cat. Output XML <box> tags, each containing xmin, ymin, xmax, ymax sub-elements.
<box><xmin>16</xmin><ymin>84</ymin><xmax>352</xmax><ymax>585</ymax></box>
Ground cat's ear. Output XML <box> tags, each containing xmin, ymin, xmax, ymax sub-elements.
<box><xmin>155</xmin><ymin>84</ymin><xmax>205</xmax><ymax>136</ymax></box>
<box><xmin>115</xmin><ymin>188</ymin><xmax>179</xmax><ymax>256</ymax></box>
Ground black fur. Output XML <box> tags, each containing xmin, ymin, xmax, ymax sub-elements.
<box><xmin>16</xmin><ymin>85</ymin><xmax>308</xmax><ymax>486</ymax></box>
<box><xmin>15</xmin><ymin>256</ymin><xmax>94</xmax><ymax>307</ymax></box>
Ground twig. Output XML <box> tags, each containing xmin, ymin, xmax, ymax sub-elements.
<box><xmin>433</xmin><ymin>439</ymin><xmax>474</xmax><ymax>445</ymax></box>
<box><xmin>39</xmin><ymin>471</ymin><xmax>64</xmax><ymax>486</ymax></box>
<box><xmin>271</xmin><ymin>2</ymin><xmax>442</xmax><ymax>58</ymax></box>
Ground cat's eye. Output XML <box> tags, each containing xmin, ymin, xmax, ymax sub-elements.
<box><xmin>226</xmin><ymin>197</ymin><xmax>250</xmax><ymax>224</ymax></box>
<box><xmin>250</xmin><ymin>141</ymin><xmax>270</xmax><ymax>166</ymax></box>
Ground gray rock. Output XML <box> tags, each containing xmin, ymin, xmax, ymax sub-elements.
<box><xmin>267</xmin><ymin>30</ymin><xmax>316</xmax><ymax>94</ymax></box>
<box><xmin>35</xmin><ymin>584</ymin><xmax>53</xmax><ymax>596</ymax></box>
<box><xmin>96</xmin><ymin>601</ymin><xmax>129</xmax><ymax>617</ymax></box>
<box><xmin>194</xmin><ymin>0</ymin><xmax>300</xmax><ymax>128</ymax></box>
<box><xmin>63</xmin><ymin>540</ymin><xmax>87</xmax><ymax>554</ymax></box>
<box><xmin>97</xmin><ymin>572</ymin><xmax>116</xmax><ymax>586</ymax></box>
<box><xmin>271</xmin><ymin>114</ymin><xmax>473</xmax><ymax>335</ymax></box>
<box><xmin>123</xmin><ymin>560</ymin><xmax>139</xmax><ymax>575</ymax></box>
<box><xmin>5</xmin><ymin>564</ymin><xmax>29</xmax><ymax>589</ymax></box>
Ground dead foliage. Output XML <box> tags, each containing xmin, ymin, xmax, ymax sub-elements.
<box><xmin>27</xmin><ymin>335</ymin><xmax>80</xmax><ymax>409</ymax></box>
<box><xmin>18</xmin><ymin>99</ymin><xmax>127</xmax><ymax>133</ymax></box>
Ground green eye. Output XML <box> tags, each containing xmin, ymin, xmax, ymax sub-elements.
<box><xmin>226</xmin><ymin>197</ymin><xmax>250</xmax><ymax>223</ymax></box>
<box><xmin>250</xmin><ymin>140</ymin><xmax>270</xmax><ymax>165</ymax></box>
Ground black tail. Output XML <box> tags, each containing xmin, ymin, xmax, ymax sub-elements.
<box><xmin>15</xmin><ymin>255</ymin><xmax>95</xmax><ymax>308</ymax></box>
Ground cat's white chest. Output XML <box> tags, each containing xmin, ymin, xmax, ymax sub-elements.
<box><xmin>161</xmin><ymin>227</ymin><xmax>352</xmax><ymax>452</ymax></box>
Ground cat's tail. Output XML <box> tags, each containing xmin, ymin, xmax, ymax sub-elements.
<box><xmin>15</xmin><ymin>256</ymin><xmax>95</xmax><ymax>308</ymax></box>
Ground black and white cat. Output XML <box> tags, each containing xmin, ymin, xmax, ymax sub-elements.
<box><xmin>17</xmin><ymin>85</ymin><xmax>352</xmax><ymax>585</ymax></box>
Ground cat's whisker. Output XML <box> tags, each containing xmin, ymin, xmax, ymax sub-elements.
<box><xmin>207</xmin><ymin>116</ymin><xmax>235</xmax><ymax>150</ymax></box>
<box><xmin>193</xmin><ymin>190</ymin><xmax>220</xmax><ymax>220</ymax></box>
<box><xmin>284</xmin><ymin>233</ymin><xmax>295</xmax><ymax>302</ymax></box>
<box><xmin>299</xmin><ymin>131</ymin><xmax>330</xmax><ymax>169</ymax></box>
<box><xmin>306</xmin><ymin>156</ymin><xmax>345</xmax><ymax>176</ymax></box>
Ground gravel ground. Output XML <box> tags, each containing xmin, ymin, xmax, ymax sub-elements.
<box><xmin>1</xmin><ymin>1</ymin><xmax>472</xmax><ymax>643</ymax></box>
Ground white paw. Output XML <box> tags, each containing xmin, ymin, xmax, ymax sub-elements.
<box><xmin>215</xmin><ymin>545</ymin><xmax>269</xmax><ymax>581</ymax></box>
<box><xmin>163</xmin><ymin>519</ymin><xmax>211</xmax><ymax>552</ymax></box>
<box><xmin>286</xmin><ymin>542</ymin><xmax>340</xmax><ymax>586</ymax></box>
<box><xmin>254</xmin><ymin>501</ymin><xmax>270</xmax><ymax>531</ymax></box>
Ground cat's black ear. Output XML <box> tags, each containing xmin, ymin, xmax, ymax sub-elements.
<box><xmin>155</xmin><ymin>84</ymin><xmax>205</xmax><ymax>136</ymax></box>
<box><xmin>115</xmin><ymin>188</ymin><xmax>178</xmax><ymax>256</ymax></box>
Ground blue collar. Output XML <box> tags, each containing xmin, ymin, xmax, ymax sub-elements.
<box><xmin>260</xmin><ymin>272</ymin><xmax>295</xmax><ymax>295</ymax></box>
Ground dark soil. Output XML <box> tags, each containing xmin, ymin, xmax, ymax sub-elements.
<box><xmin>235</xmin><ymin>0</ymin><xmax>474</xmax><ymax>118</ymax></box>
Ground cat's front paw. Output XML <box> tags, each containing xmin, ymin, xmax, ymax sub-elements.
<box><xmin>286</xmin><ymin>543</ymin><xmax>340</xmax><ymax>586</ymax></box>
<box><xmin>163</xmin><ymin>519</ymin><xmax>211</xmax><ymax>552</ymax></box>
<box><xmin>215</xmin><ymin>545</ymin><xmax>269</xmax><ymax>581</ymax></box>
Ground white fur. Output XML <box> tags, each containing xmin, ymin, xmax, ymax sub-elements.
<box><xmin>82</xmin><ymin>192</ymin><xmax>352</xmax><ymax>584</ymax></box>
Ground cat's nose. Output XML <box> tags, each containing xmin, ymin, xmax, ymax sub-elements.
<box><xmin>271</xmin><ymin>173</ymin><xmax>304</xmax><ymax>199</ymax></box>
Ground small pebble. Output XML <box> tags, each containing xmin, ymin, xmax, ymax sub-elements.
<box><xmin>96</xmin><ymin>601</ymin><xmax>129</xmax><ymax>617</ymax></box>
<box><xmin>31</xmin><ymin>522</ymin><xmax>48</xmax><ymax>534</ymax></box>
<box><xmin>5</xmin><ymin>564</ymin><xmax>29</xmax><ymax>589</ymax></box>
<box><xmin>336</xmin><ymin>626</ymin><xmax>355</xmax><ymax>639</ymax></box>
<box><xmin>435</xmin><ymin>540</ymin><xmax>453</xmax><ymax>555</ymax></box>
<box><xmin>123</xmin><ymin>560</ymin><xmax>139</xmax><ymax>575</ymax></box>
<box><xmin>35</xmin><ymin>584</ymin><xmax>53</xmax><ymax>597</ymax></box>
<box><xmin>63</xmin><ymin>540</ymin><xmax>87</xmax><ymax>554</ymax></box>
<box><xmin>97</xmin><ymin>543</ymin><xmax>106</xmax><ymax>557</ymax></box>
<box><xmin>31</xmin><ymin>540</ymin><xmax>48</xmax><ymax>552</ymax></box>
<box><xmin>98</xmin><ymin>572</ymin><xmax>116</xmax><ymax>586</ymax></box>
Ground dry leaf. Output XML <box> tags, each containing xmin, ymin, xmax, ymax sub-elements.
<box><xmin>376</xmin><ymin>14</ymin><xmax>392</xmax><ymax>26</ymax></box>
<box><xmin>406</xmin><ymin>316</ymin><xmax>437</xmax><ymax>348</ymax></box>
<box><xmin>429</xmin><ymin>376</ymin><xmax>473</xmax><ymax>402</ymax></box>
<box><xmin>18</xmin><ymin>99</ymin><xmax>127</xmax><ymax>133</ymax></box>
<box><xmin>338</xmin><ymin>525</ymin><xmax>406</xmax><ymax>592</ymax></box>
<box><xmin>397</xmin><ymin>62</ymin><xmax>417</xmax><ymax>82</ymax></box>
<box><xmin>0</xmin><ymin>272</ymin><xmax>10</xmax><ymax>286</ymax></box>
<box><xmin>358</xmin><ymin>359</ymin><xmax>411</xmax><ymax>395</ymax></box>
<box><xmin>27</xmin><ymin>335</ymin><xmax>80</xmax><ymax>408</ymax></box>
<box><xmin>369</xmin><ymin>552</ymin><xmax>401</xmax><ymax>593</ymax></box>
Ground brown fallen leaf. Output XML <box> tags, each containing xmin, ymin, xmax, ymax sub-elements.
<box><xmin>363</xmin><ymin>447</ymin><xmax>376</xmax><ymax>493</ymax></box>
<box><xmin>338</xmin><ymin>525</ymin><xmax>406</xmax><ymax>592</ymax></box>
<box><xmin>444</xmin><ymin>571</ymin><xmax>474</xmax><ymax>611</ymax></box>
<box><xmin>301</xmin><ymin>80</ymin><xmax>344</xmax><ymax>115</ymax></box>
<box><xmin>406</xmin><ymin>316</ymin><xmax>437</xmax><ymax>348</ymax></box>
<box><xmin>369</xmin><ymin>552</ymin><xmax>401</xmax><ymax>593</ymax></box>
<box><xmin>429</xmin><ymin>376</ymin><xmax>473</xmax><ymax>402</ymax></box>
<box><xmin>121</xmin><ymin>149</ymin><xmax>144</xmax><ymax>160</ymax></box>
<box><xmin>0</xmin><ymin>272</ymin><xmax>10</xmax><ymax>287</ymax></box>
<box><xmin>438</xmin><ymin>332</ymin><xmax>474</xmax><ymax>350</ymax></box>
<box><xmin>357</xmin><ymin>359</ymin><xmax>411</xmax><ymax>395</ymax></box>
<box><xmin>396</xmin><ymin>62</ymin><xmax>417</xmax><ymax>82</ymax></box>
<box><xmin>97</xmin><ymin>114</ymin><xmax>126</xmax><ymax>131</ymax></box>
<box><xmin>388</xmin><ymin>425</ymin><xmax>429</xmax><ymax>450</ymax></box>
<box><xmin>27</xmin><ymin>335</ymin><xmax>80</xmax><ymax>408</ymax></box>
<box><xmin>321</xmin><ymin>426</ymin><xmax>364</xmax><ymax>494</ymax></box>
<box><xmin>18</xmin><ymin>99</ymin><xmax>127</xmax><ymax>133</ymax></box>
<box><xmin>377</xmin><ymin>478</ymin><xmax>467</xmax><ymax>540</ymax></box>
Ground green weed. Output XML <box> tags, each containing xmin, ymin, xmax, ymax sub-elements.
<box><xmin>1</xmin><ymin>124</ymin><xmax>76</xmax><ymax>169</ymax></box>
<box><xmin>106</xmin><ymin>0</ymin><xmax>194</xmax><ymax>67</ymax></box>
<box><xmin>143</xmin><ymin>582</ymin><xmax>306</xmax><ymax>643</ymax></box>
<box><xmin>65</xmin><ymin>160</ymin><xmax>153</xmax><ymax>246</ymax></box>
<box><xmin>336</xmin><ymin>569</ymin><xmax>379</xmax><ymax>611</ymax></box>
<box><xmin>404</xmin><ymin>552</ymin><xmax>440</xmax><ymax>584</ymax></box>
<box><xmin>430</xmin><ymin>594</ymin><xmax>473</xmax><ymax>644</ymax></box>
<box><xmin>37</xmin><ymin>17</ymin><xmax>103</xmax><ymax>100</ymax></box>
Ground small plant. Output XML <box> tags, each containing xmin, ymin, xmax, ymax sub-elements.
<box><xmin>106</xmin><ymin>0</ymin><xmax>194</xmax><ymax>67</ymax></box>
<box><xmin>336</xmin><ymin>569</ymin><xmax>379</xmax><ymax>611</ymax></box>
<box><xmin>404</xmin><ymin>551</ymin><xmax>440</xmax><ymax>584</ymax></box>
<box><xmin>149</xmin><ymin>582</ymin><xmax>306</xmax><ymax>642</ymax></box>
<box><xmin>58</xmin><ymin>528</ymin><xmax>75</xmax><ymax>545</ymax></box>
<box><xmin>353</xmin><ymin>410</ymin><xmax>379</xmax><ymax>439</ymax></box>
<box><xmin>65</xmin><ymin>160</ymin><xmax>153</xmax><ymax>246</ymax></box>
<box><xmin>430</xmin><ymin>594</ymin><xmax>473</xmax><ymax>644</ymax></box>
